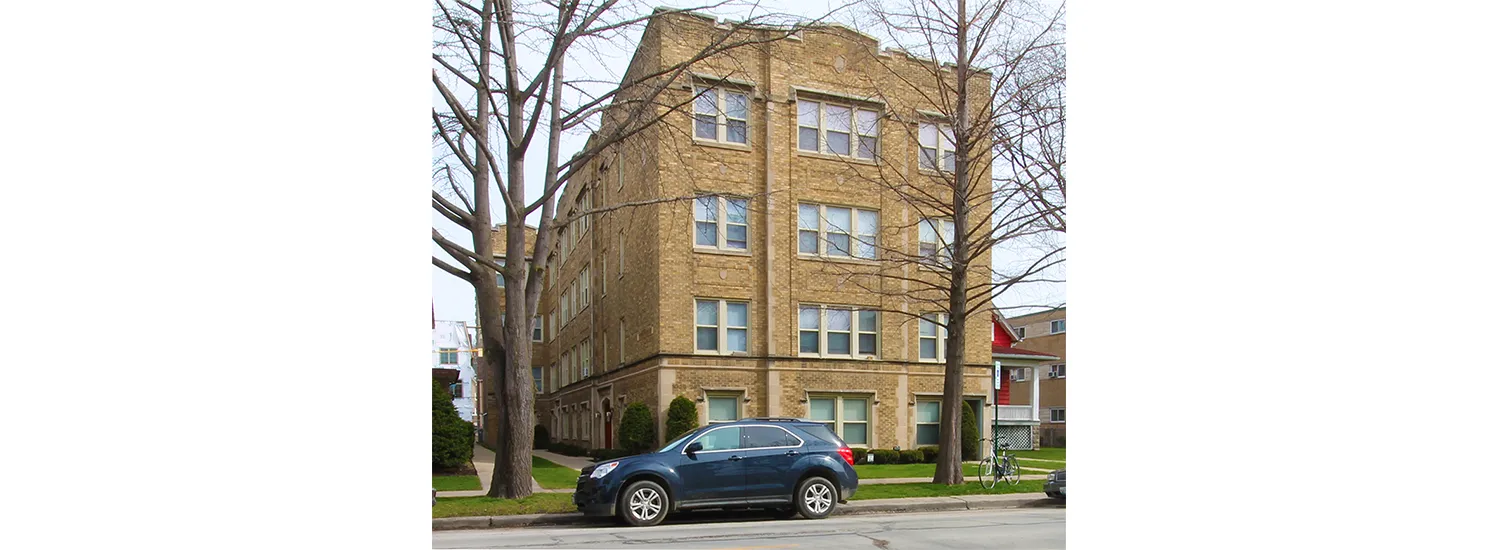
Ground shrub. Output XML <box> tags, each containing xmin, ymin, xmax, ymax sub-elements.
<box><xmin>551</xmin><ymin>443</ymin><xmax>591</xmax><ymax>457</ymax></box>
<box><xmin>533</xmin><ymin>425</ymin><xmax>550</xmax><ymax>449</ymax></box>
<box><xmin>851</xmin><ymin>448</ymin><xmax>869</xmax><ymax>464</ymax></box>
<box><xmin>664</xmin><ymin>396</ymin><xmax>699</xmax><ymax>442</ymax></box>
<box><xmin>961</xmin><ymin>401</ymin><xmax>980</xmax><ymax>461</ymax></box>
<box><xmin>899</xmin><ymin>450</ymin><xmax>924</xmax><ymax>464</ymax></box>
<box><xmin>618</xmin><ymin>402</ymin><xmax>656</xmax><ymax>454</ymax></box>
<box><xmin>918</xmin><ymin>446</ymin><xmax>940</xmax><ymax>464</ymax></box>
<box><xmin>432</xmin><ymin>380</ymin><xmax>474</xmax><ymax>470</ymax></box>
<box><xmin>871</xmin><ymin>449</ymin><xmax>900</xmax><ymax>464</ymax></box>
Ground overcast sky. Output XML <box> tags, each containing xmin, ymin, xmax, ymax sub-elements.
<box><xmin>431</xmin><ymin>0</ymin><xmax>1065</xmax><ymax>325</ymax></box>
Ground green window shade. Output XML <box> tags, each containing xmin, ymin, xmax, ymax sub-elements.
<box><xmin>708</xmin><ymin>396</ymin><xmax>739</xmax><ymax>422</ymax></box>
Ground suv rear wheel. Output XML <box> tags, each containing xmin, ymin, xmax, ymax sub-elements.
<box><xmin>618</xmin><ymin>480</ymin><xmax>669</xmax><ymax>527</ymax></box>
<box><xmin>794</xmin><ymin>477</ymin><xmax>837</xmax><ymax>519</ymax></box>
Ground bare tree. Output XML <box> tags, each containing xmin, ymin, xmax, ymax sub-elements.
<box><xmin>431</xmin><ymin>0</ymin><xmax>834</xmax><ymax>498</ymax></box>
<box><xmin>800</xmin><ymin>0</ymin><xmax>1066</xmax><ymax>484</ymax></box>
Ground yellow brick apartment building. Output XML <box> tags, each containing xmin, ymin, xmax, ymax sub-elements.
<box><xmin>517</xmin><ymin>11</ymin><xmax>1024</xmax><ymax>452</ymax></box>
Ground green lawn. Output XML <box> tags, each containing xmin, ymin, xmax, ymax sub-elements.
<box><xmin>531</xmin><ymin>456</ymin><xmax>581</xmax><ymax>489</ymax></box>
<box><xmin>432</xmin><ymin>474</ymin><xmax>482</xmax><ymax>491</ymax></box>
<box><xmin>855</xmin><ymin>461</ymin><xmax>1059</xmax><ymax>479</ymax></box>
<box><xmin>433</xmin><ymin>493</ymin><xmax>576</xmax><ymax>518</ymax></box>
<box><xmin>1010</xmin><ymin>447</ymin><xmax>1066</xmax><ymax>461</ymax></box>
<box><xmin>850</xmin><ymin>480</ymin><xmax>1047</xmax><ymax>500</ymax></box>
<box><xmin>1017</xmin><ymin>459</ymin><xmax>1064</xmax><ymax>472</ymax></box>
<box><xmin>854</xmin><ymin>463</ymin><xmax>981</xmax><ymax>479</ymax></box>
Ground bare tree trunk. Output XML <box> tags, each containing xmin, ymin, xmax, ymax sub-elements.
<box><xmin>932</xmin><ymin>0</ymin><xmax>973</xmax><ymax>486</ymax></box>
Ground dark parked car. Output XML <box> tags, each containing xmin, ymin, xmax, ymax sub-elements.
<box><xmin>574</xmin><ymin>418</ymin><xmax>860</xmax><ymax>526</ymax></box>
<box><xmin>1044</xmin><ymin>469</ymin><xmax>1065</xmax><ymax>499</ymax></box>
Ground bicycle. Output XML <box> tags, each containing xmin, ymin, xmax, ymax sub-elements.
<box><xmin>976</xmin><ymin>437</ymin><xmax>1022</xmax><ymax>488</ymax></box>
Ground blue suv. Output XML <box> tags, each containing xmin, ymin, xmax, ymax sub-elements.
<box><xmin>573</xmin><ymin>418</ymin><xmax>860</xmax><ymax>526</ymax></box>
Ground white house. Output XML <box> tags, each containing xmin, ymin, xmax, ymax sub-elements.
<box><xmin>432</xmin><ymin>320</ymin><xmax>477</xmax><ymax>423</ymax></box>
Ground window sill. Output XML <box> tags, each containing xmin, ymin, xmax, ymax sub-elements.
<box><xmin>694</xmin><ymin>246</ymin><xmax>752</xmax><ymax>257</ymax></box>
<box><xmin>795</xmin><ymin>150</ymin><xmax>878</xmax><ymax>166</ymax></box>
<box><xmin>797</xmin><ymin>353</ymin><xmax>880</xmax><ymax>360</ymax></box>
<box><xmin>694</xmin><ymin>350</ymin><xmax>751</xmax><ymax>357</ymax></box>
<box><xmin>917</xmin><ymin>167</ymin><xmax>955</xmax><ymax>176</ymax></box>
<box><xmin>796</xmin><ymin>253</ymin><xmax>879</xmax><ymax>266</ymax></box>
<box><xmin>693</xmin><ymin>139</ymin><xmax>752</xmax><ymax>152</ymax></box>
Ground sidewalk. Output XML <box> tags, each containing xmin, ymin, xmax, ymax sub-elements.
<box><xmin>434</xmin><ymin>492</ymin><xmax>1060</xmax><ymax>530</ymax></box>
<box><xmin>532</xmin><ymin>449</ymin><xmax>596</xmax><ymax>470</ymax></box>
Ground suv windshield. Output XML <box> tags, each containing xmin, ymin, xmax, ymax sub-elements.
<box><xmin>657</xmin><ymin>433</ymin><xmax>693</xmax><ymax>454</ymax></box>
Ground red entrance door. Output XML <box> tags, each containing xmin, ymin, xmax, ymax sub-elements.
<box><xmin>604</xmin><ymin>411</ymin><xmax>613</xmax><ymax>448</ymax></box>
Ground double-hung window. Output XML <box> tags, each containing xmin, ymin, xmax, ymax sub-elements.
<box><xmin>797</xmin><ymin>203</ymin><xmax>878</xmax><ymax>259</ymax></box>
<box><xmin>695</xmin><ymin>298</ymin><xmax>749</xmax><ymax>354</ymax></box>
<box><xmin>798</xmin><ymin>304</ymin><xmax>879</xmax><ymax>357</ymax></box>
<box><xmin>694</xmin><ymin>195</ymin><xmax>749</xmax><ymax>251</ymax></box>
<box><xmin>808</xmin><ymin>395</ymin><xmax>869</xmax><ymax>446</ymax></box>
<box><xmin>1050</xmin><ymin>319</ymin><xmax>1066</xmax><ymax>334</ymax></box>
<box><xmin>914</xmin><ymin>400</ymin><xmax>940</xmax><ymax>446</ymax></box>
<box><xmin>1049</xmin><ymin>364</ymin><xmax>1066</xmax><ymax>378</ymax></box>
<box><xmin>580</xmin><ymin>266</ymin><xmax>590</xmax><ymax>308</ymax></box>
<box><xmin>1010</xmin><ymin>368</ymin><xmax>1028</xmax><ymax>382</ymax></box>
<box><xmin>532</xmin><ymin>315</ymin><xmax>542</xmax><ymax>342</ymax></box>
<box><xmin>694</xmin><ymin>87</ymin><xmax>749</xmax><ymax>145</ymax></box>
<box><xmin>707</xmin><ymin>393</ymin><xmax>741</xmax><ymax>424</ymax></box>
<box><xmin>918</xmin><ymin>122</ymin><xmax>956</xmax><ymax>172</ymax></box>
<box><xmin>918</xmin><ymin>313</ymin><xmax>947</xmax><ymax>361</ymax></box>
<box><xmin>918</xmin><ymin>218</ymin><xmax>955</xmax><ymax>268</ymax></box>
<box><xmin>495</xmin><ymin>258</ymin><xmax>506</xmax><ymax>287</ymax></box>
<box><xmin>532</xmin><ymin>367</ymin><xmax>543</xmax><ymax>393</ymax></box>
<box><xmin>439</xmin><ymin>348</ymin><xmax>457</xmax><ymax>365</ymax></box>
<box><xmin>797</xmin><ymin>100</ymin><xmax>879</xmax><ymax>160</ymax></box>
<box><xmin>1014</xmin><ymin>326</ymin><xmax>1026</xmax><ymax>339</ymax></box>
<box><xmin>1049</xmin><ymin>408</ymin><xmax>1066</xmax><ymax>423</ymax></box>
<box><xmin>581</xmin><ymin>339</ymin><xmax>591</xmax><ymax>378</ymax></box>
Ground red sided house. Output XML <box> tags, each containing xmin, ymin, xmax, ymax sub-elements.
<box><xmin>990</xmin><ymin>313</ymin><xmax>1058</xmax><ymax>449</ymax></box>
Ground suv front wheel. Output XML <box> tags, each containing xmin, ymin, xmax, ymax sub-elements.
<box><xmin>618</xmin><ymin>480</ymin><xmax>670</xmax><ymax>527</ymax></box>
<box><xmin>794</xmin><ymin>477</ymin><xmax>837</xmax><ymax>519</ymax></box>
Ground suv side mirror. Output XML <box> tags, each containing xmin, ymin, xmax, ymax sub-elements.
<box><xmin>684</xmin><ymin>441</ymin><xmax>703</xmax><ymax>455</ymax></box>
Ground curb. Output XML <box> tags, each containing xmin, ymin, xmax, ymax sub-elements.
<box><xmin>432</xmin><ymin>493</ymin><xmax>1059</xmax><ymax>531</ymax></box>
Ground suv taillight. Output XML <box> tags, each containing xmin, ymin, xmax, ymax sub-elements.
<box><xmin>837</xmin><ymin>446</ymin><xmax>854</xmax><ymax>465</ymax></box>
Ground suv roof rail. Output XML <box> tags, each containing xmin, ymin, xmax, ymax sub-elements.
<box><xmin>739</xmin><ymin>417</ymin><xmax>812</xmax><ymax>423</ymax></box>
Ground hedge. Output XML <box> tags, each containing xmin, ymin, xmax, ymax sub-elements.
<box><xmin>961</xmin><ymin>401</ymin><xmax>980</xmax><ymax>461</ymax></box>
<box><xmin>664</xmin><ymin>396</ymin><xmax>699</xmax><ymax>443</ymax></box>
<box><xmin>851</xmin><ymin>448</ymin><xmax>869</xmax><ymax>464</ymax></box>
<box><xmin>432</xmin><ymin>380</ymin><xmax>474</xmax><ymax>470</ymax></box>
<box><xmin>533</xmin><ymin>425</ymin><xmax>550</xmax><ymax>449</ymax></box>
<box><xmin>618</xmin><ymin>402</ymin><xmax>656</xmax><ymax>454</ymax></box>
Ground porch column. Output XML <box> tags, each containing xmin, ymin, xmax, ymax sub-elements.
<box><xmin>1031</xmin><ymin>365</ymin><xmax>1041</xmax><ymax>422</ymax></box>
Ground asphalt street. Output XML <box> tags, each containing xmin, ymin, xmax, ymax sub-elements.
<box><xmin>432</xmin><ymin>507</ymin><xmax>1065</xmax><ymax>549</ymax></box>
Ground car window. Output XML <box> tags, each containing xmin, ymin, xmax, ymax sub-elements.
<box><xmin>797</xmin><ymin>424</ymin><xmax>845</xmax><ymax>446</ymax></box>
<box><xmin>693</xmin><ymin>427</ymin><xmax>742</xmax><ymax>451</ymax></box>
<box><xmin>742</xmin><ymin>426</ymin><xmax>798</xmax><ymax>448</ymax></box>
<box><xmin>658</xmin><ymin>433</ymin><xmax>693</xmax><ymax>453</ymax></box>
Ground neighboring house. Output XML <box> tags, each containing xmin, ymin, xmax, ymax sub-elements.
<box><xmin>526</xmin><ymin>11</ymin><xmax>1004</xmax><ymax>452</ymax></box>
<box><xmin>1004</xmin><ymin>307</ymin><xmax>1066</xmax><ymax>447</ymax></box>
<box><xmin>433</xmin><ymin>319</ymin><xmax>477</xmax><ymax>424</ymax></box>
<box><xmin>990</xmin><ymin>314</ymin><xmax>1059</xmax><ymax>449</ymax></box>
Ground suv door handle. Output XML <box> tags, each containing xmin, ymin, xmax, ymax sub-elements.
<box><xmin>784</xmin><ymin>450</ymin><xmax>800</xmax><ymax>456</ymax></box>
<box><xmin>728</xmin><ymin>455</ymin><xmax>743</xmax><ymax>461</ymax></box>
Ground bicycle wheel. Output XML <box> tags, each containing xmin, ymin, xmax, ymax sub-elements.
<box><xmin>979</xmin><ymin>456</ymin><xmax>998</xmax><ymax>489</ymax></box>
<box><xmin>1002</xmin><ymin>456</ymin><xmax>1021</xmax><ymax>485</ymax></box>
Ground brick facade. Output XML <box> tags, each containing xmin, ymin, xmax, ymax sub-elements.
<box><xmin>524</xmin><ymin>12</ymin><xmax>1000</xmax><ymax>453</ymax></box>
